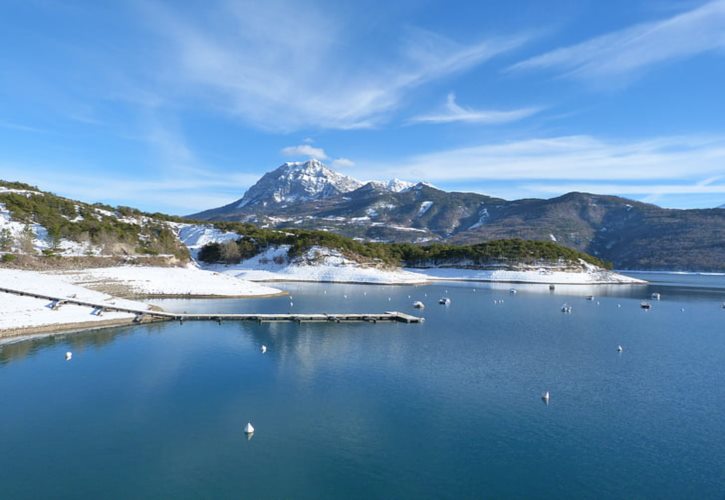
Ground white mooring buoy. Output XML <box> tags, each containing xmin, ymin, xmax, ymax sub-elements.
<box><xmin>244</xmin><ymin>422</ymin><xmax>255</xmax><ymax>434</ymax></box>
<box><xmin>65</xmin><ymin>351</ymin><xmax>73</xmax><ymax>361</ymax></box>
<box><xmin>261</xmin><ymin>345</ymin><xmax>267</xmax><ymax>354</ymax></box>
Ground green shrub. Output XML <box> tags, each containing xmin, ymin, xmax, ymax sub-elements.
<box><xmin>1</xmin><ymin>253</ymin><xmax>17</xmax><ymax>263</ymax></box>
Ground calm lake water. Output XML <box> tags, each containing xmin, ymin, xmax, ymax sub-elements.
<box><xmin>1</xmin><ymin>274</ymin><xmax>724</xmax><ymax>499</ymax></box>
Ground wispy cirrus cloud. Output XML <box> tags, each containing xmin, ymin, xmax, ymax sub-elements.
<box><xmin>410</xmin><ymin>92</ymin><xmax>540</xmax><ymax>125</ymax></box>
<box><xmin>510</xmin><ymin>0</ymin><xmax>725</xmax><ymax>81</ymax></box>
<box><xmin>144</xmin><ymin>1</ymin><xmax>529</xmax><ymax>131</ymax></box>
<box><xmin>363</xmin><ymin>134</ymin><xmax>725</xmax><ymax>183</ymax></box>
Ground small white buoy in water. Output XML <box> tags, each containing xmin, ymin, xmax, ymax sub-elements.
<box><xmin>542</xmin><ymin>391</ymin><xmax>550</xmax><ymax>404</ymax></box>
<box><xmin>65</xmin><ymin>351</ymin><xmax>72</xmax><ymax>361</ymax></box>
<box><xmin>617</xmin><ymin>304</ymin><xmax>622</xmax><ymax>308</ymax></box>
<box><xmin>243</xmin><ymin>422</ymin><xmax>254</xmax><ymax>434</ymax></box>
<box><xmin>617</xmin><ymin>345</ymin><xmax>623</xmax><ymax>353</ymax></box>
<box><xmin>261</xmin><ymin>345</ymin><xmax>267</xmax><ymax>354</ymax></box>
<box><xmin>681</xmin><ymin>307</ymin><xmax>685</xmax><ymax>312</ymax></box>
<box><xmin>290</xmin><ymin>302</ymin><xmax>294</xmax><ymax>307</ymax></box>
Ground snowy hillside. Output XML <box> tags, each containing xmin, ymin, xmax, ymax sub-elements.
<box><xmin>0</xmin><ymin>181</ymin><xmax>188</xmax><ymax>261</ymax></box>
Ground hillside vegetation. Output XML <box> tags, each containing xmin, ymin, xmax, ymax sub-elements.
<box><xmin>0</xmin><ymin>181</ymin><xmax>188</xmax><ymax>262</ymax></box>
<box><xmin>197</xmin><ymin>222</ymin><xmax>612</xmax><ymax>269</ymax></box>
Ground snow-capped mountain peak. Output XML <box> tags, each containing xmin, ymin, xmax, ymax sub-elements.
<box><xmin>384</xmin><ymin>178</ymin><xmax>416</xmax><ymax>192</ymax></box>
<box><xmin>237</xmin><ymin>159</ymin><xmax>364</xmax><ymax>208</ymax></box>
<box><xmin>234</xmin><ymin>160</ymin><xmax>418</xmax><ymax>208</ymax></box>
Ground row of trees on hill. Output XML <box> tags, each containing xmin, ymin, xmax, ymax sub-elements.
<box><xmin>197</xmin><ymin>222</ymin><xmax>612</xmax><ymax>269</ymax></box>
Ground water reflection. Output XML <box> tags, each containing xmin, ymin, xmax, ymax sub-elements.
<box><xmin>0</xmin><ymin>323</ymin><xmax>167</xmax><ymax>364</ymax></box>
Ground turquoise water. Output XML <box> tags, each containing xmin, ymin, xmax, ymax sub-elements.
<box><xmin>1</xmin><ymin>276</ymin><xmax>724</xmax><ymax>499</ymax></box>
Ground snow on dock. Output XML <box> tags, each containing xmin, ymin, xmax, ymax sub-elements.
<box><xmin>0</xmin><ymin>284</ymin><xmax>423</xmax><ymax>334</ymax></box>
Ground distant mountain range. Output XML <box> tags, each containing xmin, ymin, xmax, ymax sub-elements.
<box><xmin>190</xmin><ymin>160</ymin><xmax>725</xmax><ymax>271</ymax></box>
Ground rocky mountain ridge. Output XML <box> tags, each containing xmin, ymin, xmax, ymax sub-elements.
<box><xmin>190</xmin><ymin>162</ymin><xmax>725</xmax><ymax>271</ymax></box>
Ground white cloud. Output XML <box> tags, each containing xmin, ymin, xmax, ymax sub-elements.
<box><xmin>523</xmin><ymin>182</ymin><xmax>725</xmax><ymax>196</ymax></box>
<box><xmin>145</xmin><ymin>2</ymin><xmax>528</xmax><ymax>131</ymax></box>
<box><xmin>510</xmin><ymin>0</ymin><xmax>725</xmax><ymax>81</ymax></box>
<box><xmin>362</xmin><ymin>134</ymin><xmax>725</xmax><ymax>182</ymax></box>
<box><xmin>331</xmin><ymin>158</ymin><xmax>355</xmax><ymax>169</ymax></box>
<box><xmin>0</xmin><ymin>121</ymin><xmax>46</xmax><ymax>133</ymax></box>
<box><xmin>411</xmin><ymin>93</ymin><xmax>540</xmax><ymax>124</ymax></box>
<box><xmin>281</xmin><ymin>144</ymin><xmax>328</xmax><ymax>160</ymax></box>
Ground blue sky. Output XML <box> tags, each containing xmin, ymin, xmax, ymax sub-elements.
<box><xmin>1</xmin><ymin>0</ymin><xmax>725</xmax><ymax>214</ymax></box>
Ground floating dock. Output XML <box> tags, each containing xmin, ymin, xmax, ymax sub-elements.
<box><xmin>0</xmin><ymin>287</ymin><xmax>424</xmax><ymax>324</ymax></box>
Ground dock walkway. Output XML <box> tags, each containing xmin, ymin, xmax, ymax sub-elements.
<box><xmin>0</xmin><ymin>286</ymin><xmax>424</xmax><ymax>324</ymax></box>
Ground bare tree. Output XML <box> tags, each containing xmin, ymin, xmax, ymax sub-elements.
<box><xmin>0</xmin><ymin>228</ymin><xmax>12</xmax><ymax>252</ymax></box>
<box><xmin>98</xmin><ymin>231</ymin><xmax>118</xmax><ymax>256</ymax></box>
<box><xmin>220</xmin><ymin>240</ymin><xmax>241</xmax><ymax>264</ymax></box>
<box><xmin>18</xmin><ymin>225</ymin><xmax>36</xmax><ymax>255</ymax></box>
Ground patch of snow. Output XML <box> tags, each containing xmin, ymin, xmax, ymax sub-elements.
<box><xmin>94</xmin><ymin>208</ymin><xmax>116</xmax><ymax>219</ymax></box>
<box><xmin>0</xmin><ymin>186</ymin><xmax>42</xmax><ymax>197</ymax></box>
<box><xmin>204</xmin><ymin>245</ymin><xmax>428</xmax><ymax>285</ymax></box>
<box><xmin>469</xmin><ymin>208</ymin><xmax>490</xmax><ymax>230</ymax></box>
<box><xmin>0</xmin><ymin>268</ymin><xmax>152</xmax><ymax>334</ymax></box>
<box><xmin>51</xmin><ymin>266</ymin><xmax>282</xmax><ymax>297</ymax></box>
<box><xmin>417</xmin><ymin>201</ymin><xmax>433</xmax><ymax>217</ymax></box>
<box><xmin>370</xmin><ymin>222</ymin><xmax>428</xmax><ymax>233</ymax></box>
<box><xmin>176</xmin><ymin>223</ymin><xmax>240</xmax><ymax>259</ymax></box>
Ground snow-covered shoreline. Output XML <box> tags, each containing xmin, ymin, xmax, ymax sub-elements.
<box><xmin>178</xmin><ymin>224</ymin><xmax>646</xmax><ymax>286</ymax></box>
<box><xmin>213</xmin><ymin>266</ymin><xmax>644</xmax><ymax>285</ymax></box>
<box><xmin>404</xmin><ymin>266</ymin><xmax>646</xmax><ymax>285</ymax></box>
<box><xmin>0</xmin><ymin>268</ymin><xmax>160</xmax><ymax>339</ymax></box>
<box><xmin>47</xmin><ymin>265</ymin><xmax>285</xmax><ymax>298</ymax></box>
<box><xmin>0</xmin><ymin>265</ymin><xmax>283</xmax><ymax>339</ymax></box>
